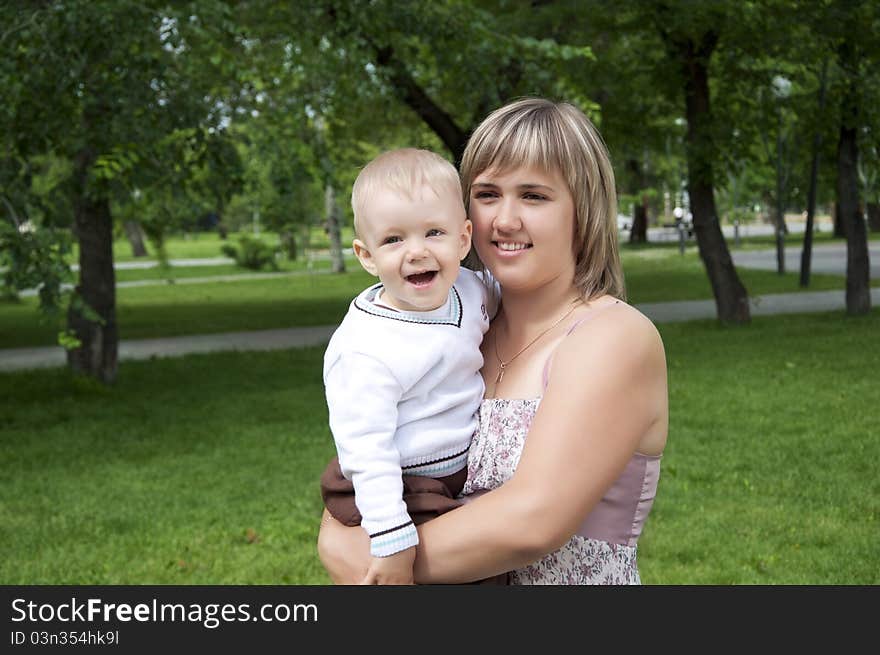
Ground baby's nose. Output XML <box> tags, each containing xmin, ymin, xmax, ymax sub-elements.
<box><xmin>406</xmin><ymin>243</ymin><xmax>429</xmax><ymax>260</ymax></box>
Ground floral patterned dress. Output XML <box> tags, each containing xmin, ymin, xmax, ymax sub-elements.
<box><xmin>462</xmin><ymin>398</ymin><xmax>661</xmax><ymax>585</ymax></box>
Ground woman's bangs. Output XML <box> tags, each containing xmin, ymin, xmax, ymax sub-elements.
<box><xmin>482</xmin><ymin>115</ymin><xmax>567</xmax><ymax>178</ymax></box>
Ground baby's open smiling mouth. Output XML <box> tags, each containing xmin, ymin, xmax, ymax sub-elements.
<box><xmin>406</xmin><ymin>271</ymin><xmax>437</xmax><ymax>286</ymax></box>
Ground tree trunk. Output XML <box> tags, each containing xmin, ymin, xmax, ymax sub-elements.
<box><xmin>837</xmin><ymin>124</ymin><xmax>870</xmax><ymax>315</ymax></box>
<box><xmin>281</xmin><ymin>230</ymin><xmax>297</xmax><ymax>260</ymax></box>
<box><xmin>677</xmin><ymin>34</ymin><xmax>750</xmax><ymax>323</ymax></box>
<box><xmin>67</xmin><ymin>148</ymin><xmax>118</xmax><ymax>382</ymax></box>
<box><xmin>629</xmin><ymin>200</ymin><xmax>648</xmax><ymax>244</ymax></box>
<box><xmin>836</xmin><ymin>36</ymin><xmax>870</xmax><ymax>315</ymax></box>
<box><xmin>374</xmin><ymin>45</ymin><xmax>468</xmax><ymax>166</ymax></box>
<box><xmin>325</xmin><ymin>184</ymin><xmax>345</xmax><ymax>274</ymax></box>
<box><xmin>774</xmin><ymin>115</ymin><xmax>786</xmax><ymax>274</ymax></box>
<box><xmin>832</xmin><ymin>201</ymin><xmax>846</xmax><ymax>238</ymax></box>
<box><xmin>801</xmin><ymin>59</ymin><xmax>829</xmax><ymax>288</ymax></box>
<box><xmin>215</xmin><ymin>197</ymin><xmax>228</xmax><ymax>239</ymax></box>
<box><xmin>867</xmin><ymin>203</ymin><xmax>880</xmax><ymax>232</ymax></box>
<box><xmin>626</xmin><ymin>158</ymin><xmax>648</xmax><ymax>243</ymax></box>
<box><xmin>123</xmin><ymin>220</ymin><xmax>148</xmax><ymax>257</ymax></box>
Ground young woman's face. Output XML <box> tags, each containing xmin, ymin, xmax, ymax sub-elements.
<box><xmin>469</xmin><ymin>165</ymin><xmax>577</xmax><ymax>292</ymax></box>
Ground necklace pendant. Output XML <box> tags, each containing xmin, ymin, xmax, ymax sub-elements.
<box><xmin>495</xmin><ymin>364</ymin><xmax>505</xmax><ymax>386</ymax></box>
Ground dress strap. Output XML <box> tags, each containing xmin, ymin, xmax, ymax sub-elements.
<box><xmin>541</xmin><ymin>300</ymin><xmax>622</xmax><ymax>391</ymax></box>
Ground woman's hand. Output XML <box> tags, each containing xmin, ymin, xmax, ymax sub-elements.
<box><xmin>316</xmin><ymin>509</ymin><xmax>371</xmax><ymax>584</ymax></box>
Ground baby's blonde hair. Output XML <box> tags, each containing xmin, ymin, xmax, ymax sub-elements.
<box><xmin>351</xmin><ymin>148</ymin><xmax>464</xmax><ymax>237</ymax></box>
<box><xmin>460</xmin><ymin>97</ymin><xmax>625</xmax><ymax>301</ymax></box>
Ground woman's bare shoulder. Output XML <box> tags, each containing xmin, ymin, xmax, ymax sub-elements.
<box><xmin>544</xmin><ymin>299</ymin><xmax>668</xmax><ymax>456</ymax></box>
<box><xmin>565</xmin><ymin>298</ymin><xmax>665</xmax><ymax>363</ymax></box>
<box><xmin>548</xmin><ymin>298</ymin><xmax>667</xmax><ymax>414</ymax></box>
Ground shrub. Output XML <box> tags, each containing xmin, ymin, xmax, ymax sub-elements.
<box><xmin>220</xmin><ymin>236</ymin><xmax>279</xmax><ymax>271</ymax></box>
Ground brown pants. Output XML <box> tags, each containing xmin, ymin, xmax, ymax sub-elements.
<box><xmin>319</xmin><ymin>456</ymin><xmax>508</xmax><ymax>585</ymax></box>
<box><xmin>320</xmin><ymin>456</ymin><xmax>467</xmax><ymax>527</ymax></box>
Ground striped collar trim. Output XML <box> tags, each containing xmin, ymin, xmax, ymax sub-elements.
<box><xmin>353</xmin><ymin>283</ymin><xmax>463</xmax><ymax>327</ymax></box>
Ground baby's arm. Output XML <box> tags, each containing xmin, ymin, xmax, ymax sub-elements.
<box><xmin>324</xmin><ymin>353</ymin><xmax>419</xmax><ymax>562</ymax></box>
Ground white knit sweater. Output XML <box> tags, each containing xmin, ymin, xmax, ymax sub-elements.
<box><xmin>323</xmin><ymin>268</ymin><xmax>495</xmax><ymax>556</ymax></box>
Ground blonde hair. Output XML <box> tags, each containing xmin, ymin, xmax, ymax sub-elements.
<box><xmin>460</xmin><ymin>97</ymin><xmax>625</xmax><ymax>301</ymax></box>
<box><xmin>351</xmin><ymin>148</ymin><xmax>464</xmax><ymax>237</ymax></box>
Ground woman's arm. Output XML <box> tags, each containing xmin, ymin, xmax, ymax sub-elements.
<box><xmin>316</xmin><ymin>510</ymin><xmax>370</xmax><ymax>584</ymax></box>
<box><xmin>412</xmin><ymin>306</ymin><xmax>667</xmax><ymax>583</ymax></box>
<box><xmin>318</xmin><ymin>306</ymin><xmax>668</xmax><ymax>584</ymax></box>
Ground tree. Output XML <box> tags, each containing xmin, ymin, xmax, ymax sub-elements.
<box><xmin>834</xmin><ymin>28</ymin><xmax>870</xmax><ymax>315</ymax></box>
<box><xmin>795</xmin><ymin>0</ymin><xmax>879</xmax><ymax>314</ymax></box>
<box><xmin>1</xmin><ymin>1</ymin><xmax>242</xmax><ymax>381</ymax></box>
<box><xmin>801</xmin><ymin>60</ymin><xmax>830</xmax><ymax>288</ymax></box>
<box><xmin>539</xmin><ymin>5</ymin><xmax>685</xmax><ymax>245</ymax></box>
<box><xmin>651</xmin><ymin>1</ymin><xmax>750</xmax><ymax>323</ymax></box>
<box><xmin>240</xmin><ymin>0</ymin><xmax>597</xmax><ymax>274</ymax></box>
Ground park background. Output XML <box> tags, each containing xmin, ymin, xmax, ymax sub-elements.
<box><xmin>1</xmin><ymin>1</ymin><xmax>877</xmax><ymax>584</ymax></box>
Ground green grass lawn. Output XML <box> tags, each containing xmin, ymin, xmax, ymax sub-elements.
<box><xmin>3</xmin><ymin>246</ymin><xmax>875</xmax><ymax>348</ymax></box>
<box><xmin>618</xmin><ymin>248</ymin><xmax>867</xmax><ymax>304</ymax></box>
<box><xmin>79</xmin><ymin>232</ymin><xmax>268</xmax><ymax>263</ymax></box>
<box><xmin>77</xmin><ymin>228</ymin><xmax>358</xmax><ymax>263</ymax></box>
<box><xmin>0</xmin><ymin>269</ymin><xmax>376</xmax><ymax>349</ymax></box>
<box><xmin>640</xmin><ymin>310</ymin><xmax>880</xmax><ymax>584</ymax></box>
<box><xmin>1</xmin><ymin>310</ymin><xmax>877</xmax><ymax>584</ymax></box>
<box><xmin>0</xmin><ymin>348</ymin><xmax>333</xmax><ymax>584</ymax></box>
<box><xmin>112</xmin><ymin>255</ymin><xmax>360</xmax><ymax>283</ymax></box>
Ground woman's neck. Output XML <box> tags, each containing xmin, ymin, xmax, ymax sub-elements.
<box><xmin>496</xmin><ymin>275</ymin><xmax>582</xmax><ymax>340</ymax></box>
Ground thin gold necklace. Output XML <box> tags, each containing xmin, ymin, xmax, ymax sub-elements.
<box><xmin>492</xmin><ymin>298</ymin><xmax>583</xmax><ymax>391</ymax></box>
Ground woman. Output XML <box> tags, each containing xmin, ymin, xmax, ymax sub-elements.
<box><xmin>318</xmin><ymin>97</ymin><xmax>668</xmax><ymax>584</ymax></box>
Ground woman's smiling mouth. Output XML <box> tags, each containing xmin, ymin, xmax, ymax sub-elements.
<box><xmin>494</xmin><ymin>241</ymin><xmax>533</xmax><ymax>252</ymax></box>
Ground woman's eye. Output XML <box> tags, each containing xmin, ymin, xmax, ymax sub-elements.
<box><xmin>474</xmin><ymin>191</ymin><xmax>497</xmax><ymax>199</ymax></box>
<box><xmin>382</xmin><ymin>236</ymin><xmax>401</xmax><ymax>245</ymax></box>
<box><xmin>524</xmin><ymin>192</ymin><xmax>547</xmax><ymax>201</ymax></box>
<box><xmin>426</xmin><ymin>229</ymin><xmax>444</xmax><ymax>237</ymax></box>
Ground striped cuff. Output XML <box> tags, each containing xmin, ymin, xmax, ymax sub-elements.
<box><xmin>369</xmin><ymin>520</ymin><xmax>419</xmax><ymax>557</ymax></box>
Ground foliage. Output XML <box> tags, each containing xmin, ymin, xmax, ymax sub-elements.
<box><xmin>0</xmin><ymin>153</ymin><xmax>74</xmax><ymax>307</ymax></box>
<box><xmin>0</xmin><ymin>0</ymin><xmax>246</xmax><ymax>338</ymax></box>
<box><xmin>1</xmin><ymin>1</ymin><xmax>879</xmax><ymax>337</ymax></box>
<box><xmin>0</xmin><ymin>220</ymin><xmax>72</xmax><ymax>308</ymax></box>
<box><xmin>220</xmin><ymin>235</ymin><xmax>280</xmax><ymax>271</ymax></box>
<box><xmin>222</xmin><ymin>122</ymin><xmax>324</xmax><ymax>243</ymax></box>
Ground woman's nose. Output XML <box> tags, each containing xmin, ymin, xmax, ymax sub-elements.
<box><xmin>493</xmin><ymin>199</ymin><xmax>522</xmax><ymax>231</ymax></box>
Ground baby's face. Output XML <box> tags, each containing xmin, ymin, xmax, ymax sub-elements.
<box><xmin>353</xmin><ymin>184</ymin><xmax>472</xmax><ymax>312</ymax></box>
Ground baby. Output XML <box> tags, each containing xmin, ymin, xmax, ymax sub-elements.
<box><xmin>319</xmin><ymin>148</ymin><xmax>494</xmax><ymax>584</ymax></box>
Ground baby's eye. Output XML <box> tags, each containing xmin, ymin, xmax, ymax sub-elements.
<box><xmin>382</xmin><ymin>236</ymin><xmax>402</xmax><ymax>245</ymax></box>
<box><xmin>426</xmin><ymin>229</ymin><xmax>444</xmax><ymax>237</ymax></box>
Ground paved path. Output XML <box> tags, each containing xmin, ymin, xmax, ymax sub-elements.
<box><xmin>76</xmin><ymin>257</ymin><xmax>235</xmax><ymax>270</ymax></box>
<box><xmin>731</xmin><ymin>242</ymin><xmax>879</xmax><ymax>277</ymax></box>
<box><xmin>0</xmin><ymin>326</ymin><xmax>339</xmax><ymax>372</ymax></box>
<box><xmin>637</xmin><ymin>287</ymin><xmax>879</xmax><ymax>323</ymax></box>
<box><xmin>3</xmin><ymin>289</ymin><xmax>877</xmax><ymax>373</ymax></box>
<box><xmin>645</xmin><ymin>219</ymin><xmax>829</xmax><ymax>243</ymax></box>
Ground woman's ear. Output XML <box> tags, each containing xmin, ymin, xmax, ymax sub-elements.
<box><xmin>459</xmin><ymin>219</ymin><xmax>473</xmax><ymax>260</ymax></box>
<box><xmin>352</xmin><ymin>239</ymin><xmax>378</xmax><ymax>276</ymax></box>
